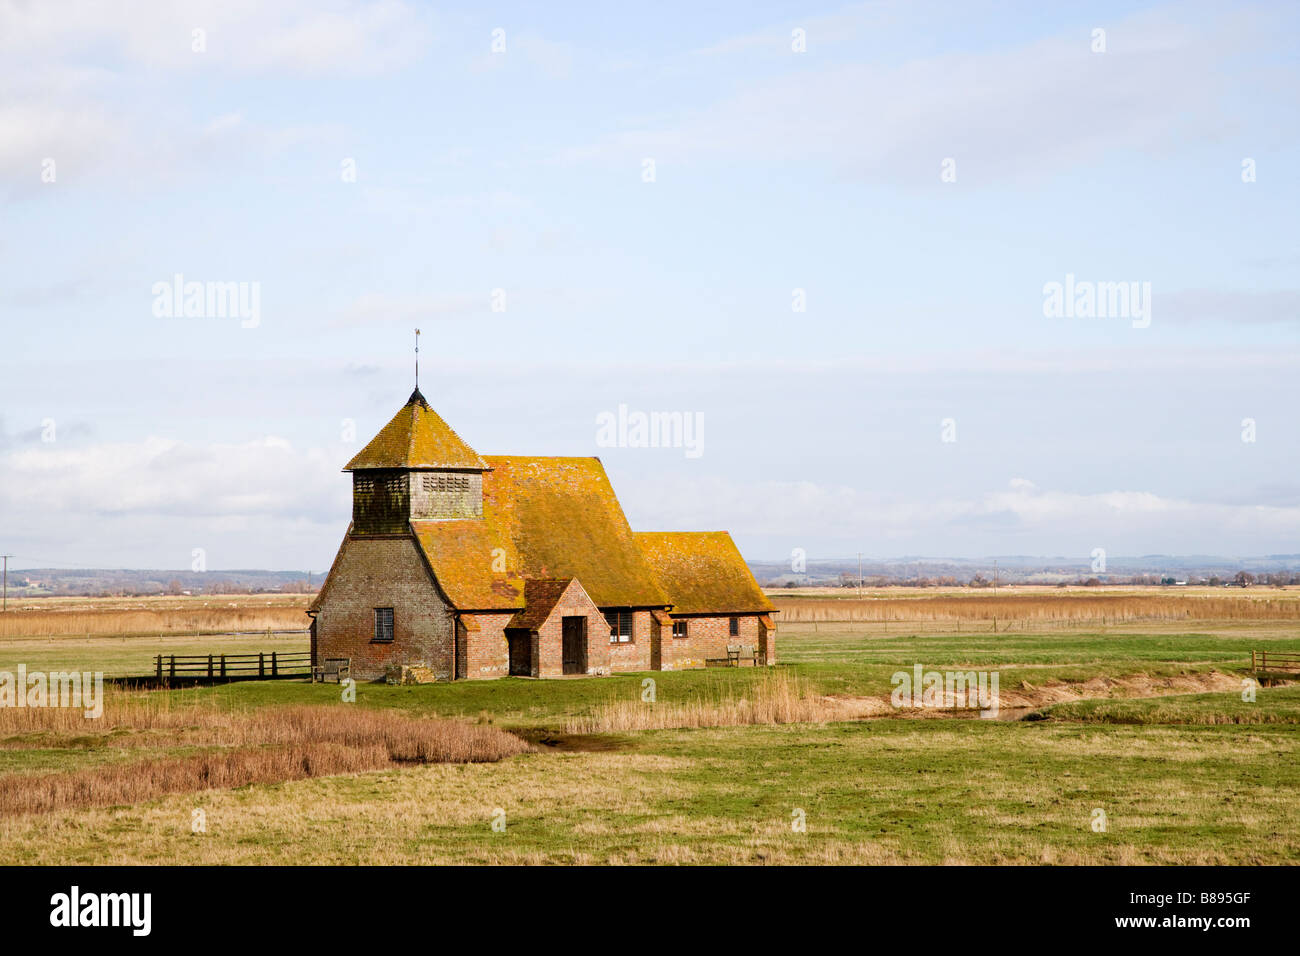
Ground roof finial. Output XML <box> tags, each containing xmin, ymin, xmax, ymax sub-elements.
<box><xmin>414</xmin><ymin>328</ymin><xmax>420</xmax><ymax>389</ymax></box>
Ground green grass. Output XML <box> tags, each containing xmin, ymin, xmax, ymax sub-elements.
<box><xmin>0</xmin><ymin>632</ymin><xmax>307</xmax><ymax>678</ymax></box>
<box><xmin>1</xmin><ymin>621</ymin><xmax>1298</xmax><ymax>864</ymax></box>
<box><xmin>1041</xmin><ymin>684</ymin><xmax>1300</xmax><ymax>725</ymax></box>
<box><xmin>3</xmin><ymin>718</ymin><xmax>1296</xmax><ymax>864</ymax></box>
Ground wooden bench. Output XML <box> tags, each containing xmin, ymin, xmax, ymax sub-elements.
<box><xmin>707</xmin><ymin>644</ymin><xmax>760</xmax><ymax>667</ymax></box>
<box><xmin>313</xmin><ymin>657</ymin><xmax>352</xmax><ymax>683</ymax></box>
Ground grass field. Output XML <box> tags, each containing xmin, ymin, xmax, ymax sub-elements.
<box><xmin>0</xmin><ymin>589</ymin><xmax>1297</xmax><ymax>865</ymax></box>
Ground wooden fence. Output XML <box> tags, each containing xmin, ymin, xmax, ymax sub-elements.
<box><xmin>154</xmin><ymin>651</ymin><xmax>312</xmax><ymax>684</ymax></box>
<box><xmin>1251</xmin><ymin>650</ymin><xmax>1300</xmax><ymax>672</ymax></box>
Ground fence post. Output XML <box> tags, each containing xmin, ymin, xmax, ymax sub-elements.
<box><xmin>207</xmin><ymin>654</ymin><xmax>214</xmax><ymax>678</ymax></box>
<box><xmin>272</xmin><ymin>651</ymin><xmax>278</xmax><ymax>678</ymax></box>
<box><xmin>1252</xmin><ymin>650</ymin><xmax>1256</xmax><ymax>670</ymax></box>
<box><xmin>155</xmin><ymin>654</ymin><xmax>162</xmax><ymax>682</ymax></box>
<box><xmin>169</xmin><ymin>655</ymin><xmax>175</xmax><ymax>680</ymax></box>
<box><xmin>1262</xmin><ymin>650</ymin><xmax>1267</xmax><ymax>672</ymax></box>
<box><xmin>259</xmin><ymin>652</ymin><xmax>265</xmax><ymax>678</ymax></box>
<box><xmin>220</xmin><ymin>654</ymin><xmax>226</xmax><ymax>678</ymax></box>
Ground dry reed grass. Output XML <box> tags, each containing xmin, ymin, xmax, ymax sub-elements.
<box><xmin>0</xmin><ymin>702</ymin><xmax>532</xmax><ymax>815</ymax></box>
<box><xmin>0</xmin><ymin>596</ymin><xmax>311</xmax><ymax>638</ymax></box>
<box><xmin>773</xmin><ymin>592</ymin><xmax>1300</xmax><ymax>624</ymax></box>
<box><xmin>562</xmin><ymin>671</ymin><xmax>878</xmax><ymax>734</ymax></box>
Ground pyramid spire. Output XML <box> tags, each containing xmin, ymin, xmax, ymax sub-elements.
<box><xmin>344</xmin><ymin>391</ymin><xmax>487</xmax><ymax>471</ymax></box>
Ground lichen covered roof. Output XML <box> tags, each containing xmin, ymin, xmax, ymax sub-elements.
<box><xmin>410</xmin><ymin>519</ymin><xmax>523</xmax><ymax>610</ymax></box>
<box><xmin>344</xmin><ymin>388</ymin><xmax>488</xmax><ymax>471</ymax></box>
<box><xmin>481</xmin><ymin>456</ymin><xmax>670</xmax><ymax>609</ymax></box>
<box><xmin>634</xmin><ymin>531</ymin><xmax>775</xmax><ymax>615</ymax></box>
<box><xmin>507</xmin><ymin>578</ymin><xmax>585</xmax><ymax>630</ymax></box>
<box><xmin>409</xmin><ymin>457</ymin><xmax>668</xmax><ymax>611</ymax></box>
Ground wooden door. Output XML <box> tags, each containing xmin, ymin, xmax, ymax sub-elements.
<box><xmin>562</xmin><ymin>617</ymin><xmax>586</xmax><ymax>675</ymax></box>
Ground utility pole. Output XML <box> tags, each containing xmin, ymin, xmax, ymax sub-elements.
<box><xmin>858</xmin><ymin>553</ymin><xmax>863</xmax><ymax>594</ymax></box>
<box><xmin>1</xmin><ymin>555</ymin><xmax>12</xmax><ymax>612</ymax></box>
<box><xmin>993</xmin><ymin>559</ymin><xmax>998</xmax><ymax>590</ymax></box>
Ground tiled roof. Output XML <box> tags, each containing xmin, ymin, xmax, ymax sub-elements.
<box><xmin>481</xmin><ymin>456</ymin><xmax>671</xmax><ymax>609</ymax></box>
<box><xmin>410</xmin><ymin>519</ymin><xmax>524</xmax><ymax>611</ymax></box>
<box><xmin>507</xmin><ymin>578</ymin><xmax>582</xmax><ymax>630</ymax></box>
<box><xmin>634</xmin><ymin>531</ymin><xmax>775</xmax><ymax>615</ymax></box>
<box><xmin>344</xmin><ymin>388</ymin><xmax>488</xmax><ymax>471</ymax></box>
<box><xmin>408</xmin><ymin>457</ymin><xmax>670</xmax><ymax>611</ymax></box>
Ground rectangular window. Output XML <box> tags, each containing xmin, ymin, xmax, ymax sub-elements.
<box><xmin>672</xmin><ymin>620</ymin><xmax>688</xmax><ymax>639</ymax></box>
<box><xmin>605</xmin><ymin>610</ymin><xmax>633</xmax><ymax>643</ymax></box>
<box><xmin>729</xmin><ymin>616</ymin><xmax>740</xmax><ymax>637</ymax></box>
<box><xmin>373</xmin><ymin>607</ymin><xmax>394</xmax><ymax>643</ymax></box>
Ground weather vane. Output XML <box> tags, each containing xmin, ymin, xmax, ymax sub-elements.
<box><xmin>414</xmin><ymin>328</ymin><xmax>420</xmax><ymax>389</ymax></box>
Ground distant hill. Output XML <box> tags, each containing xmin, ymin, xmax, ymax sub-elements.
<box><xmin>748</xmin><ymin>554</ymin><xmax>1300</xmax><ymax>588</ymax></box>
<box><xmin>8</xmin><ymin>569</ymin><xmax>316</xmax><ymax>598</ymax></box>
<box><xmin>7</xmin><ymin>554</ymin><xmax>1300</xmax><ymax>598</ymax></box>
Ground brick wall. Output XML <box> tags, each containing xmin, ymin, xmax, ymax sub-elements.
<box><xmin>462</xmin><ymin>612</ymin><xmax>512</xmax><ymax>679</ymax></box>
<box><xmin>533</xmin><ymin>582</ymin><xmax>610</xmax><ymax>677</ymax></box>
<box><xmin>759</xmin><ymin>618</ymin><xmax>776</xmax><ymax>665</ymax></box>
<box><xmin>608</xmin><ymin>609</ymin><xmax>653</xmax><ymax>672</ymax></box>
<box><xmin>314</xmin><ymin>533</ymin><xmax>454</xmax><ymax>680</ymax></box>
<box><xmin>665</xmin><ymin>614</ymin><xmax>767</xmax><ymax>668</ymax></box>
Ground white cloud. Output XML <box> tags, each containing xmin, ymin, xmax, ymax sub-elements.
<box><xmin>0</xmin><ymin>0</ymin><xmax>428</xmax><ymax>188</ymax></box>
<box><xmin>1161</xmin><ymin>289</ymin><xmax>1300</xmax><ymax>325</ymax></box>
<box><xmin>0</xmin><ymin>0</ymin><xmax>430</xmax><ymax>74</ymax></box>
<box><xmin>560</xmin><ymin>4</ymin><xmax>1292</xmax><ymax>184</ymax></box>
<box><xmin>621</xmin><ymin>474</ymin><xmax>1300</xmax><ymax>558</ymax></box>
<box><xmin>0</xmin><ymin>435</ymin><xmax>345</xmax><ymax>520</ymax></box>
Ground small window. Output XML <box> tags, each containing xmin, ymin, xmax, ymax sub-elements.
<box><xmin>672</xmin><ymin>620</ymin><xmax>688</xmax><ymax>639</ymax></box>
<box><xmin>729</xmin><ymin>616</ymin><xmax>740</xmax><ymax>637</ymax></box>
<box><xmin>423</xmin><ymin>473</ymin><xmax>471</xmax><ymax>493</ymax></box>
<box><xmin>374</xmin><ymin>607</ymin><xmax>394</xmax><ymax>643</ymax></box>
<box><xmin>605</xmin><ymin>610</ymin><xmax>633</xmax><ymax>643</ymax></box>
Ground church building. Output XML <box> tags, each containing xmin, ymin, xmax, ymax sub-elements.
<box><xmin>309</xmin><ymin>388</ymin><xmax>775</xmax><ymax>680</ymax></box>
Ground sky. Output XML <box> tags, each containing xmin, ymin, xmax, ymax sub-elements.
<box><xmin>0</xmin><ymin>0</ymin><xmax>1297</xmax><ymax>572</ymax></box>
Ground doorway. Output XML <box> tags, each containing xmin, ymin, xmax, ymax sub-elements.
<box><xmin>562</xmin><ymin>616</ymin><xmax>587</xmax><ymax>675</ymax></box>
<box><xmin>507</xmin><ymin>632</ymin><xmax>532</xmax><ymax>676</ymax></box>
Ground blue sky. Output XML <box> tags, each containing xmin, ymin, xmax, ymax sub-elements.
<box><xmin>1</xmin><ymin>0</ymin><xmax>1297</xmax><ymax>571</ymax></box>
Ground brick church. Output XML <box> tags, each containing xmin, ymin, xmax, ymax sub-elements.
<box><xmin>309</xmin><ymin>388</ymin><xmax>776</xmax><ymax>680</ymax></box>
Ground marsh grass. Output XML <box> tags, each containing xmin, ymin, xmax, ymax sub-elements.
<box><xmin>0</xmin><ymin>594</ymin><xmax>311</xmax><ymax>639</ymax></box>
<box><xmin>774</xmin><ymin>591</ymin><xmax>1300</xmax><ymax>625</ymax></box>
<box><xmin>561</xmin><ymin>670</ymin><xmax>882</xmax><ymax>733</ymax></box>
<box><xmin>0</xmin><ymin>701</ymin><xmax>531</xmax><ymax>815</ymax></box>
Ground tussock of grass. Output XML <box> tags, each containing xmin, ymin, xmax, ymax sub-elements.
<box><xmin>561</xmin><ymin>671</ymin><xmax>879</xmax><ymax>734</ymax></box>
<box><xmin>0</xmin><ymin>705</ymin><xmax>531</xmax><ymax>815</ymax></box>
